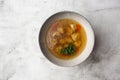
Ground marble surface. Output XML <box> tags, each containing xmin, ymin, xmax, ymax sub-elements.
<box><xmin>0</xmin><ymin>0</ymin><xmax>120</xmax><ymax>80</ymax></box>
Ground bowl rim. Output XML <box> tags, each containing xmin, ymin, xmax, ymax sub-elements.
<box><xmin>38</xmin><ymin>11</ymin><xmax>95</xmax><ymax>67</ymax></box>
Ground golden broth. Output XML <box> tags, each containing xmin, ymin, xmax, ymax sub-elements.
<box><xmin>46</xmin><ymin>19</ymin><xmax>87</xmax><ymax>60</ymax></box>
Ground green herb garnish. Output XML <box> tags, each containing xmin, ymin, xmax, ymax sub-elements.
<box><xmin>60</xmin><ymin>43</ymin><xmax>75</xmax><ymax>55</ymax></box>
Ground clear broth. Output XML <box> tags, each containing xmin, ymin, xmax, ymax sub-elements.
<box><xmin>46</xmin><ymin>18</ymin><xmax>87</xmax><ymax>60</ymax></box>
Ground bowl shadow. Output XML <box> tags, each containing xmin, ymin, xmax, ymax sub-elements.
<box><xmin>76</xmin><ymin>29</ymin><xmax>102</xmax><ymax>68</ymax></box>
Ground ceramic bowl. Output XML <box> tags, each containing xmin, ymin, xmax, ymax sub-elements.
<box><xmin>39</xmin><ymin>11</ymin><xmax>95</xmax><ymax>67</ymax></box>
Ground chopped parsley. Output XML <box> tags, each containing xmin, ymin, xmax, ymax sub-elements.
<box><xmin>60</xmin><ymin>43</ymin><xmax>75</xmax><ymax>55</ymax></box>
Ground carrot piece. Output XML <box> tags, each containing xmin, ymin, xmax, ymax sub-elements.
<box><xmin>76</xmin><ymin>24</ymin><xmax>81</xmax><ymax>31</ymax></box>
<box><xmin>75</xmin><ymin>48</ymin><xmax>79</xmax><ymax>53</ymax></box>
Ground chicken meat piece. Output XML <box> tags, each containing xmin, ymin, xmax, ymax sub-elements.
<box><xmin>65</xmin><ymin>37</ymin><xmax>73</xmax><ymax>43</ymax></box>
<box><xmin>54</xmin><ymin>45</ymin><xmax>62</xmax><ymax>53</ymax></box>
<box><xmin>52</xmin><ymin>31</ymin><xmax>61</xmax><ymax>38</ymax></box>
<box><xmin>70</xmin><ymin>24</ymin><xmax>77</xmax><ymax>32</ymax></box>
<box><xmin>50</xmin><ymin>38</ymin><xmax>57</xmax><ymax>49</ymax></box>
<box><xmin>59</xmin><ymin>38</ymin><xmax>66</xmax><ymax>44</ymax></box>
<box><xmin>66</xmin><ymin>27</ymin><xmax>73</xmax><ymax>35</ymax></box>
<box><xmin>71</xmin><ymin>32</ymin><xmax>81</xmax><ymax>41</ymax></box>
<box><xmin>74</xmin><ymin>40</ymin><xmax>81</xmax><ymax>47</ymax></box>
<box><xmin>57</xmin><ymin>27</ymin><xmax>64</xmax><ymax>34</ymax></box>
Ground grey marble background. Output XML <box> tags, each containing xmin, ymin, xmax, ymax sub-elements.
<box><xmin>0</xmin><ymin>0</ymin><xmax>120</xmax><ymax>80</ymax></box>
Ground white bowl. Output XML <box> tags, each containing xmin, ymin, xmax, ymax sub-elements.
<box><xmin>39</xmin><ymin>11</ymin><xmax>95</xmax><ymax>67</ymax></box>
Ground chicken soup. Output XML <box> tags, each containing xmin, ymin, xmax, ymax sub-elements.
<box><xmin>46</xmin><ymin>18</ymin><xmax>87</xmax><ymax>60</ymax></box>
